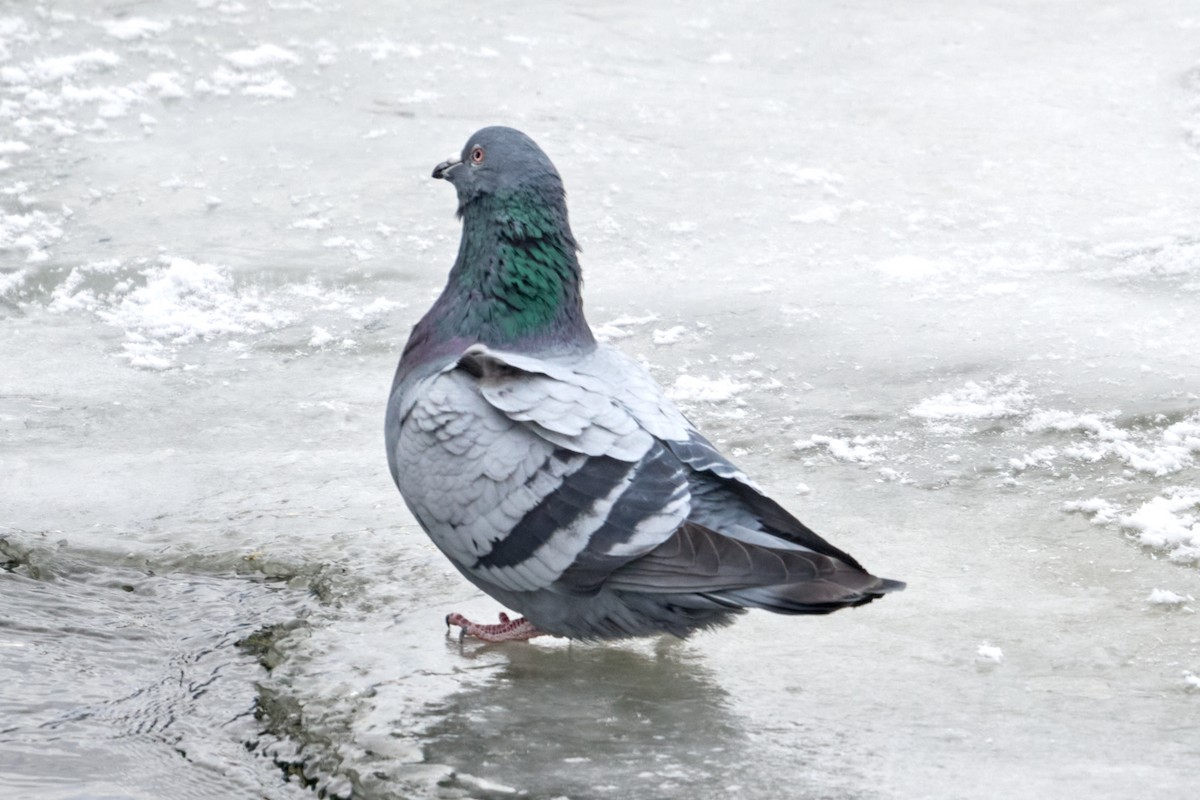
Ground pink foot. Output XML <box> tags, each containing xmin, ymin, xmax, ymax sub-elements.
<box><xmin>445</xmin><ymin>611</ymin><xmax>546</xmax><ymax>643</ymax></box>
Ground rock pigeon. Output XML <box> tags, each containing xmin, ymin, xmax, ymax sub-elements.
<box><xmin>386</xmin><ymin>126</ymin><xmax>904</xmax><ymax>642</ymax></box>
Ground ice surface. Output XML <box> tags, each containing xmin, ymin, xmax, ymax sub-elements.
<box><xmin>4</xmin><ymin>1</ymin><xmax>1200</xmax><ymax>799</ymax></box>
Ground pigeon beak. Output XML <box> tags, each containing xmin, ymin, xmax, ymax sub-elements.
<box><xmin>432</xmin><ymin>156</ymin><xmax>462</xmax><ymax>180</ymax></box>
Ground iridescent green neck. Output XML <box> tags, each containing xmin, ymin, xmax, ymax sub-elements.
<box><xmin>430</xmin><ymin>187</ymin><xmax>593</xmax><ymax>349</ymax></box>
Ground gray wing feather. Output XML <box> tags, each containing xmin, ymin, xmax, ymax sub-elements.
<box><xmin>604</xmin><ymin>522</ymin><xmax>891</xmax><ymax>607</ymax></box>
<box><xmin>392</xmin><ymin>347</ymin><xmax>692</xmax><ymax>594</ymax></box>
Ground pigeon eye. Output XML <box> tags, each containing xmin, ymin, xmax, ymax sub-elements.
<box><xmin>470</xmin><ymin>145</ymin><xmax>485</xmax><ymax>165</ymax></box>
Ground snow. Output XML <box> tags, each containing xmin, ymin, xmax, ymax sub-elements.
<box><xmin>347</xmin><ymin>297</ymin><xmax>403</xmax><ymax>320</ymax></box>
<box><xmin>1118</xmin><ymin>488</ymin><xmax>1200</xmax><ymax>563</ymax></box>
<box><xmin>593</xmin><ymin>313</ymin><xmax>658</xmax><ymax>342</ymax></box>
<box><xmin>223</xmin><ymin>44</ymin><xmax>302</xmax><ymax>69</ymax></box>
<box><xmin>1063</xmin><ymin>498</ymin><xmax>1122</xmax><ymax>526</ymax></box>
<box><xmin>1093</xmin><ymin>237</ymin><xmax>1200</xmax><ymax>283</ymax></box>
<box><xmin>290</xmin><ymin>217</ymin><xmax>331</xmax><ymax>230</ymax></box>
<box><xmin>0</xmin><ymin>208</ymin><xmax>63</xmax><ymax>262</ymax></box>
<box><xmin>146</xmin><ymin>72</ymin><xmax>187</xmax><ymax>99</ymax></box>
<box><xmin>1024</xmin><ymin>409</ymin><xmax>1127</xmax><ymax>439</ymax></box>
<box><xmin>242</xmin><ymin>77</ymin><xmax>297</xmax><ymax>99</ymax></box>
<box><xmin>651</xmin><ymin>325</ymin><xmax>688</xmax><ymax>345</ymax></box>
<box><xmin>976</xmin><ymin>643</ymin><xmax>1004</xmax><ymax>663</ymax></box>
<box><xmin>790</xmin><ymin>204</ymin><xmax>842</xmax><ymax>224</ymax></box>
<box><xmin>1145</xmin><ymin>588</ymin><xmax>1192</xmax><ymax>605</ymax></box>
<box><xmin>61</xmin><ymin>83</ymin><xmax>144</xmax><ymax>119</ymax></box>
<box><xmin>308</xmin><ymin>326</ymin><xmax>334</xmax><ymax>347</ymax></box>
<box><xmin>198</xmin><ymin>64</ymin><xmax>297</xmax><ymax>98</ymax></box>
<box><xmin>876</xmin><ymin>254</ymin><xmax>944</xmax><ymax>281</ymax></box>
<box><xmin>782</xmin><ymin>165</ymin><xmax>844</xmax><ymax>189</ymax></box>
<box><xmin>668</xmin><ymin>374</ymin><xmax>746</xmax><ymax>404</ymax></box>
<box><xmin>352</xmin><ymin>38</ymin><xmax>423</xmax><ymax>61</ymax></box>
<box><xmin>1026</xmin><ymin>411</ymin><xmax>1199</xmax><ymax>477</ymax></box>
<box><xmin>26</xmin><ymin>49</ymin><xmax>120</xmax><ymax>82</ymax></box>
<box><xmin>794</xmin><ymin>433</ymin><xmax>892</xmax><ymax>464</ymax></box>
<box><xmin>96</xmin><ymin>18</ymin><xmax>170</xmax><ymax>41</ymax></box>
<box><xmin>44</xmin><ymin>257</ymin><xmax>299</xmax><ymax>369</ymax></box>
<box><xmin>910</xmin><ymin>377</ymin><xmax>1032</xmax><ymax>420</ymax></box>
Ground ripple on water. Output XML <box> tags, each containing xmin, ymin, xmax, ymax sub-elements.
<box><xmin>0</xmin><ymin>542</ymin><xmax>313</xmax><ymax>800</ymax></box>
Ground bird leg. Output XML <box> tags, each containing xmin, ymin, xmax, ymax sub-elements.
<box><xmin>445</xmin><ymin>611</ymin><xmax>547</xmax><ymax>643</ymax></box>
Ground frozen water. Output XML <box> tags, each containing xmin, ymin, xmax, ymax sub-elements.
<box><xmin>4</xmin><ymin>1</ymin><xmax>1200</xmax><ymax>798</ymax></box>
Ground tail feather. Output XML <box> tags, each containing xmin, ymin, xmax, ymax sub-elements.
<box><xmin>712</xmin><ymin>574</ymin><xmax>904</xmax><ymax>615</ymax></box>
<box><xmin>604</xmin><ymin>521</ymin><xmax>904</xmax><ymax>616</ymax></box>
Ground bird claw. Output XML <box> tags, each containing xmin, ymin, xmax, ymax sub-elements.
<box><xmin>444</xmin><ymin>610</ymin><xmax>546</xmax><ymax>643</ymax></box>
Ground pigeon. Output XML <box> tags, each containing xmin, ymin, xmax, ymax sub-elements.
<box><xmin>386</xmin><ymin>126</ymin><xmax>904</xmax><ymax>642</ymax></box>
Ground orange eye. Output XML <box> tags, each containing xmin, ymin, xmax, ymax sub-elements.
<box><xmin>470</xmin><ymin>145</ymin><xmax>485</xmax><ymax>164</ymax></box>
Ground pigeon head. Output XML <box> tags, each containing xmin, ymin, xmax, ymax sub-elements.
<box><xmin>398</xmin><ymin>127</ymin><xmax>593</xmax><ymax>365</ymax></box>
<box><xmin>433</xmin><ymin>126</ymin><xmax>565</xmax><ymax>215</ymax></box>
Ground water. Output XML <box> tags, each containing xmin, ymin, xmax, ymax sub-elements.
<box><xmin>3</xmin><ymin>1</ymin><xmax>1200</xmax><ymax>798</ymax></box>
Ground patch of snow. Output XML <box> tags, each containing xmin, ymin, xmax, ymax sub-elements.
<box><xmin>322</xmin><ymin>236</ymin><xmax>374</xmax><ymax>261</ymax></box>
<box><xmin>1146</xmin><ymin>588</ymin><xmax>1192</xmax><ymax>605</ymax></box>
<box><xmin>60</xmin><ymin>83</ymin><xmax>143</xmax><ymax>119</ymax></box>
<box><xmin>395</xmin><ymin>89</ymin><xmax>439</xmax><ymax>104</ymax></box>
<box><xmin>290</xmin><ymin>217</ymin><xmax>331</xmax><ymax>231</ymax></box>
<box><xmin>48</xmin><ymin>257</ymin><xmax>297</xmax><ymax>369</ymax></box>
<box><xmin>145</xmin><ymin>72</ymin><xmax>187</xmax><ymax>99</ymax></box>
<box><xmin>242</xmin><ymin>77</ymin><xmax>296</xmax><ymax>99</ymax></box>
<box><xmin>781</xmin><ymin>165</ymin><xmax>844</xmax><ymax>190</ymax></box>
<box><xmin>347</xmin><ymin>297</ymin><xmax>402</xmax><ymax>320</ymax></box>
<box><xmin>669</xmin><ymin>374</ymin><xmax>746</xmax><ymax>404</ymax></box>
<box><xmin>27</xmin><ymin>50</ymin><xmax>120</xmax><ymax>83</ymax></box>
<box><xmin>789</xmin><ymin>205</ymin><xmax>842</xmax><ymax>224</ymax></box>
<box><xmin>909</xmin><ymin>376</ymin><xmax>1031</xmax><ymax>420</ymax></box>
<box><xmin>1093</xmin><ymin>237</ymin><xmax>1200</xmax><ymax>282</ymax></box>
<box><xmin>1063</xmin><ymin>498</ymin><xmax>1122</xmax><ymax>526</ymax></box>
<box><xmin>1</xmin><ymin>207</ymin><xmax>64</xmax><ymax>262</ymax></box>
<box><xmin>652</xmin><ymin>325</ymin><xmax>687</xmax><ymax>345</ymax></box>
<box><xmin>352</xmin><ymin>39</ymin><xmax>423</xmax><ymax>61</ymax></box>
<box><xmin>1118</xmin><ymin>488</ymin><xmax>1200</xmax><ymax>563</ymax></box>
<box><xmin>593</xmin><ymin>313</ymin><xmax>658</xmax><ymax>342</ymax></box>
<box><xmin>976</xmin><ymin>643</ymin><xmax>1004</xmax><ymax>663</ymax></box>
<box><xmin>223</xmin><ymin>44</ymin><xmax>302</xmax><ymax>69</ymax></box>
<box><xmin>1009</xmin><ymin>446</ymin><xmax>1059</xmax><ymax>471</ymax></box>
<box><xmin>309</xmin><ymin>326</ymin><xmax>334</xmax><ymax>347</ymax></box>
<box><xmin>794</xmin><ymin>434</ymin><xmax>890</xmax><ymax>464</ymax></box>
<box><xmin>1027</xmin><ymin>410</ymin><xmax>1199</xmax><ymax>477</ymax></box>
<box><xmin>198</xmin><ymin>65</ymin><xmax>297</xmax><ymax>98</ymax></box>
<box><xmin>876</xmin><ymin>255</ymin><xmax>943</xmax><ymax>281</ymax></box>
<box><xmin>0</xmin><ymin>268</ymin><xmax>28</xmax><ymax>298</ymax></box>
<box><xmin>96</xmin><ymin>18</ymin><xmax>170</xmax><ymax>41</ymax></box>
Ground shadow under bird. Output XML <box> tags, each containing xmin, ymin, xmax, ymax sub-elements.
<box><xmin>385</xmin><ymin>126</ymin><xmax>904</xmax><ymax>642</ymax></box>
